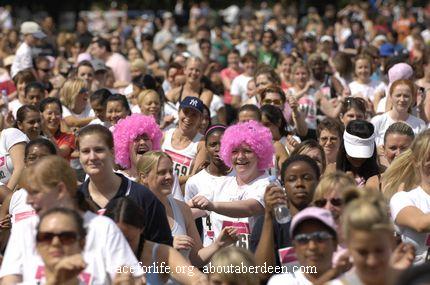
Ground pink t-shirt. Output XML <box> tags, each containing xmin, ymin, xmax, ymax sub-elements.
<box><xmin>220</xmin><ymin>67</ymin><xmax>241</xmax><ymax>104</ymax></box>
<box><xmin>106</xmin><ymin>53</ymin><xmax>131</xmax><ymax>83</ymax></box>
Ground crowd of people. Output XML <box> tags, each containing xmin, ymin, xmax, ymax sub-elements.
<box><xmin>1</xmin><ymin>0</ymin><xmax>430</xmax><ymax>284</ymax></box>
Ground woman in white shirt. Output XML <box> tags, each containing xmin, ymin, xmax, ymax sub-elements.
<box><xmin>386</xmin><ymin>130</ymin><xmax>430</xmax><ymax>264</ymax></box>
<box><xmin>371</xmin><ymin>79</ymin><xmax>426</xmax><ymax>146</ymax></box>
<box><xmin>59</xmin><ymin>78</ymin><xmax>95</xmax><ymax>129</ymax></box>
<box><xmin>190</xmin><ymin>120</ymin><xmax>274</xmax><ymax>249</ymax></box>
<box><xmin>138</xmin><ymin>151</ymin><xmax>237</xmax><ymax>267</ymax></box>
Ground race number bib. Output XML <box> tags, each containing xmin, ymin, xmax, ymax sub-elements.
<box><xmin>165</xmin><ymin>150</ymin><xmax>193</xmax><ymax>176</ymax></box>
<box><xmin>278</xmin><ymin>247</ymin><xmax>298</xmax><ymax>266</ymax></box>
<box><xmin>222</xmin><ymin>221</ymin><xmax>250</xmax><ymax>249</ymax></box>
<box><xmin>0</xmin><ymin>155</ymin><xmax>11</xmax><ymax>184</ymax></box>
<box><xmin>35</xmin><ymin>265</ymin><xmax>92</xmax><ymax>284</ymax></box>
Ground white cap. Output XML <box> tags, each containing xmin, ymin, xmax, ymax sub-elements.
<box><xmin>320</xmin><ymin>35</ymin><xmax>333</xmax><ymax>43</ymax></box>
<box><xmin>20</xmin><ymin>21</ymin><xmax>46</xmax><ymax>39</ymax></box>
<box><xmin>343</xmin><ymin>131</ymin><xmax>375</xmax><ymax>159</ymax></box>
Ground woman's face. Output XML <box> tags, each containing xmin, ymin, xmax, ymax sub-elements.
<box><xmin>90</xmin><ymin>99</ymin><xmax>106</xmax><ymax>121</ymax></box>
<box><xmin>185</xmin><ymin>60</ymin><xmax>202</xmax><ymax>83</ymax></box>
<box><xmin>293</xmin><ymin>67</ymin><xmax>309</xmax><ymax>88</ymax></box>
<box><xmin>341</xmin><ymin>108</ymin><xmax>365</xmax><ymax>127</ymax></box>
<box><xmin>179</xmin><ymin>108</ymin><xmax>201</xmax><ymax>133</ymax></box>
<box><xmin>255</xmin><ymin>74</ymin><xmax>272</xmax><ymax>93</ymax></box>
<box><xmin>139</xmin><ymin>92</ymin><xmax>161</xmax><ymax>118</ymax></box>
<box><xmin>355</xmin><ymin>59</ymin><xmax>371</xmax><ymax>82</ymax></box>
<box><xmin>419</xmin><ymin>154</ymin><xmax>430</xmax><ymax>185</ymax></box>
<box><xmin>238</xmin><ymin>110</ymin><xmax>260</xmax><ymax>123</ymax></box>
<box><xmin>130</xmin><ymin>133</ymin><xmax>153</xmax><ymax>167</ymax></box>
<box><xmin>231</xmin><ymin>143</ymin><xmax>259</xmax><ymax>178</ymax></box>
<box><xmin>283</xmin><ymin>161</ymin><xmax>318</xmax><ymax>210</ymax></box>
<box><xmin>383</xmin><ymin>133</ymin><xmax>413</xmax><ymax>164</ymax></box>
<box><xmin>348</xmin><ymin>229</ymin><xmax>394</xmax><ymax>284</ymax></box>
<box><xmin>79</xmin><ymin>134</ymin><xmax>114</xmax><ymax>176</ymax></box>
<box><xmin>116</xmin><ymin>222</ymin><xmax>142</xmax><ymax>254</ymax></box>
<box><xmin>318</xmin><ymin>129</ymin><xmax>341</xmax><ymax>159</ymax></box>
<box><xmin>346</xmin><ymin>154</ymin><xmax>367</xmax><ymax>168</ymax></box>
<box><xmin>42</xmin><ymin>103</ymin><xmax>61</xmax><ymax>133</ymax></box>
<box><xmin>281</xmin><ymin>58</ymin><xmax>294</xmax><ymax>77</ymax></box>
<box><xmin>36</xmin><ymin>213</ymin><xmax>84</xmax><ymax>270</ymax></box>
<box><xmin>261</xmin><ymin>92</ymin><xmax>284</xmax><ymax>108</ymax></box>
<box><xmin>106</xmin><ymin>101</ymin><xmax>129</xmax><ymax>126</ymax></box>
<box><xmin>128</xmin><ymin>48</ymin><xmax>141</xmax><ymax>62</ymax></box>
<box><xmin>144</xmin><ymin>157</ymin><xmax>174</xmax><ymax>196</ymax></box>
<box><xmin>390</xmin><ymin>84</ymin><xmax>413</xmax><ymax>113</ymax></box>
<box><xmin>18</xmin><ymin>110</ymin><xmax>41</xmax><ymax>141</ymax></box>
<box><xmin>314</xmin><ymin>188</ymin><xmax>343</xmax><ymax>221</ymax></box>
<box><xmin>25</xmin><ymin>145</ymin><xmax>52</xmax><ymax>166</ymax></box>
<box><xmin>74</xmin><ymin>87</ymin><xmax>89</xmax><ymax>111</ymax></box>
<box><xmin>199</xmin><ymin>109</ymin><xmax>211</xmax><ymax>134</ymax></box>
<box><xmin>17</xmin><ymin>80</ymin><xmax>26</xmax><ymax>98</ymax></box>
<box><xmin>77</xmin><ymin>66</ymin><xmax>94</xmax><ymax>85</ymax></box>
<box><xmin>206</xmin><ymin>131</ymin><xmax>225</xmax><ymax>167</ymax></box>
<box><xmin>261</xmin><ymin>114</ymin><xmax>280</xmax><ymax>140</ymax></box>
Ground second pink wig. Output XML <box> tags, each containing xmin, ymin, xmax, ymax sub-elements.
<box><xmin>113</xmin><ymin>114</ymin><xmax>162</xmax><ymax>169</ymax></box>
<box><xmin>220</xmin><ymin>120</ymin><xmax>274</xmax><ymax>170</ymax></box>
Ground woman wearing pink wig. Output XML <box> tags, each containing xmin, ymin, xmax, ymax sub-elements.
<box><xmin>113</xmin><ymin>114</ymin><xmax>163</xmax><ymax>180</ymax></box>
<box><xmin>190</xmin><ymin>120</ymin><xmax>274</xmax><ymax>249</ymax></box>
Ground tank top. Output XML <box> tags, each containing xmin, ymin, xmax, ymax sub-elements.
<box><xmin>168</xmin><ymin>195</ymin><xmax>191</xmax><ymax>259</ymax></box>
<box><xmin>146</xmin><ymin>243</ymin><xmax>163</xmax><ymax>285</ymax></box>
<box><xmin>162</xmin><ymin>128</ymin><xmax>203</xmax><ymax>177</ymax></box>
<box><xmin>178</xmin><ymin>84</ymin><xmax>204</xmax><ymax>103</ymax></box>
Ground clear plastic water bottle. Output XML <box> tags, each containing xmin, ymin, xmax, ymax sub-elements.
<box><xmin>269</xmin><ymin>175</ymin><xmax>291</xmax><ymax>224</ymax></box>
<box><xmin>1</xmin><ymin>89</ymin><xmax>8</xmax><ymax>117</ymax></box>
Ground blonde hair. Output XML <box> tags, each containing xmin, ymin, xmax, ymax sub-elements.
<box><xmin>382</xmin><ymin>129</ymin><xmax>430</xmax><ymax>200</ymax></box>
<box><xmin>22</xmin><ymin>155</ymin><xmax>77</xmax><ymax>195</ymax></box>
<box><xmin>313</xmin><ymin>171</ymin><xmax>356</xmax><ymax>202</ymax></box>
<box><xmin>209</xmin><ymin>247</ymin><xmax>259</xmax><ymax>285</ymax></box>
<box><xmin>136</xmin><ymin>151</ymin><xmax>172</xmax><ymax>183</ymax></box>
<box><xmin>60</xmin><ymin>78</ymin><xmax>87</xmax><ymax>110</ymax></box>
<box><xmin>342</xmin><ymin>188</ymin><xmax>394</xmax><ymax>241</ymax></box>
<box><xmin>137</xmin><ymin>89</ymin><xmax>160</xmax><ymax>108</ymax></box>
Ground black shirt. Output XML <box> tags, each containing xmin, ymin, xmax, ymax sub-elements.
<box><xmin>250</xmin><ymin>214</ymin><xmax>292</xmax><ymax>267</ymax></box>
<box><xmin>78</xmin><ymin>173</ymin><xmax>173</xmax><ymax>246</ymax></box>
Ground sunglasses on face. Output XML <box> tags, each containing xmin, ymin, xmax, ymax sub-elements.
<box><xmin>262</xmin><ymin>98</ymin><xmax>283</xmax><ymax>106</ymax></box>
<box><xmin>314</xmin><ymin>198</ymin><xmax>343</xmax><ymax>208</ymax></box>
<box><xmin>36</xmin><ymin>231</ymin><xmax>80</xmax><ymax>245</ymax></box>
<box><xmin>294</xmin><ymin>231</ymin><xmax>333</xmax><ymax>245</ymax></box>
<box><xmin>38</xmin><ymin>68</ymin><xmax>51</xmax><ymax>73</ymax></box>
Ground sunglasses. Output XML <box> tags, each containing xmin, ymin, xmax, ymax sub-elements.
<box><xmin>36</xmin><ymin>231</ymin><xmax>80</xmax><ymax>245</ymax></box>
<box><xmin>344</xmin><ymin>97</ymin><xmax>366</xmax><ymax>108</ymax></box>
<box><xmin>294</xmin><ymin>231</ymin><xmax>333</xmax><ymax>245</ymax></box>
<box><xmin>38</xmin><ymin>68</ymin><xmax>51</xmax><ymax>73</ymax></box>
<box><xmin>314</xmin><ymin>198</ymin><xmax>343</xmax><ymax>208</ymax></box>
<box><xmin>262</xmin><ymin>98</ymin><xmax>283</xmax><ymax>106</ymax></box>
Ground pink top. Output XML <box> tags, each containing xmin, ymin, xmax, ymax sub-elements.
<box><xmin>106</xmin><ymin>53</ymin><xmax>131</xmax><ymax>83</ymax></box>
<box><xmin>220</xmin><ymin>67</ymin><xmax>241</xmax><ymax>104</ymax></box>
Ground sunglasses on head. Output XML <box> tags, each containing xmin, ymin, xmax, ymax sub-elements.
<box><xmin>36</xmin><ymin>231</ymin><xmax>80</xmax><ymax>245</ymax></box>
<box><xmin>262</xmin><ymin>98</ymin><xmax>283</xmax><ymax>106</ymax></box>
<box><xmin>294</xmin><ymin>231</ymin><xmax>333</xmax><ymax>245</ymax></box>
<box><xmin>314</xmin><ymin>198</ymin><xmax>343</xmax><ymax>208</ymax></box>
<box><xmin>79</xmin><ymin>87</ymin><xmax>89</xmax><ymax>94</ymax></box>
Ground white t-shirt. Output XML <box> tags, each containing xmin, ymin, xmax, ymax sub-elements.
<box><xmin>197</xmin><ymin>173</ymin><xmax>269</xmax><ymax>248</ymax></box>
<box><xmin>88</xmin><ymin>118</ymin><xmax>111</xmax><ymax>128</ymax></box>
<box><xmin>0</xmin><ymin>211</ymin><xmax>143</xmax><ymax>282</ymax></box>
<box><xmin>9</xmin><ymin>189</ymin><xmax>35</xmax><ymax>224</ymax></box>
<box><xmin>0</xmin><ymin>128</ymin><xmax>29</xmax><ymax>185</ymax></box>
<box><xmin>230</xmin><ymin>74</ymin><xmax>252</xmax><ymax>104</ymax></box>
<box><xmin>11</xmin><ymin>42</ymin><xmax>33</xmax><ymax>78</ymax></box>
<box><xmin>268</xmin><ymin>271</ymin><xmax>312</xmax><ymax>285</ymax></box>
<box><xmin>9</xmin><ymin>99</ymin><xmax>24</xmax><ymax>119</ymax></box>
<box><xmin>371</xmin><ymin>113</ymin><xmax>426</xmax><ymax>146</ymax></box>
<box><xmin>348</xmin><ymin>80</ymin><xmax>386</xmax><ymax>101</ymax></box>
<box><xmin>209</xmin><ymin>94</ymin><xmax>224</xmax><ymax>122</ymax></box>
<box><xmin>326</xmin><ymin>269</ymin><xmax>363</xmax><ymax>285</ymax></box>
<box><xmin>390</xmin><ymin>186</ymin><xmax>430</xmax><ymax>264</ymax></box>
<box><xmin>62</xmin><ymin>104</ymin><xmax>95</xmax><ymax>120</ymax></box>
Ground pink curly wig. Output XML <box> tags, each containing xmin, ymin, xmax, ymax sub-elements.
<box><xmin>220</xmin><ymin>120</ymin><xmax>274</xmax><ymax>170</ymax></box>
<box><xmin>113</xmin><ymin>114</ymin><xmax>163</xmax><ymax>169</ymax></box>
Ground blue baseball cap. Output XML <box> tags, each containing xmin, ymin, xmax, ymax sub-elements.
<box><xmin>179</xmin><ymin>96</ymin><xmax>204</xmax><ymax>114</ymax></box>
<box><xmin>379</xmin><ymin>43</ymin><xmax>395</xmax><ymax>57</ymax></box>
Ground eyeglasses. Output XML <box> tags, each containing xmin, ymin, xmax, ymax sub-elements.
<box><xmin>79</xmin><ymin>87</ymin><xmax>89</xmax><ymax>94</ymax></box>
<box><xmin>319</xmin><ymin>136</ymin><xmax>339</xmax><ymax>144</ymax></box>
<box><xmin>36</xmin><ymin>231</ymin><xmax>80</xmax><ymax>245</ymax></box>
<box><xmin>294</xmin><ymin>231</ymin><xmax>333</xmax><ymax>245</ymax></box>
<box><xmin>262</xmin><ymin>98</ymin><xmax>283</xmax><ymax>106</ymax></box>
<box><xmin>314</xmin><ymin>198</ymin><xmax>343</xmax><ymax>208</ymax></box>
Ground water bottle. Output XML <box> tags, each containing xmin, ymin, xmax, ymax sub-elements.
<box><xmin>269</xmin><ymin>175</ymin><xmax>291</xmax><ymax>224</ymax></box>
<box><xmin>1</xmin><ymin>89</ymin><xmax>8</xmax><ymax>117</ymax></box>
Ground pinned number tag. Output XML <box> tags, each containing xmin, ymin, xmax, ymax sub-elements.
<box><xmin>207</xmin><ymin>230</ymin><xmax>215</xmax><ymax>239</ymax></box>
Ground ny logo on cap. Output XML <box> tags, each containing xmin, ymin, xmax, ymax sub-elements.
<box><xmin>190</xmin><ymin>99</ymin><xmax>198</xmax><ymax>106</ymax></box>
